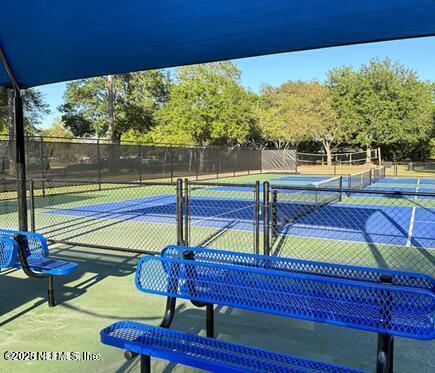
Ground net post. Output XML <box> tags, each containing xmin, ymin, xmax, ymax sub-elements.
<box><xmin>347</xmin><ymin>173</ymin><xmax>351</xmax><ymax>197</ymax></box>
<box><xmin>176</xmin><ymin>178</ymin><xmax>184</xmax><ymax>245</ymax></box>
<box><xmin>183</xmin><ymin>178</ymin><xmax>190</xmax><ymax>246</ymax></box>
<box><xmin>254</xmin><ymin>181</ymin><xmax>260</xmax><ymax>255</ymax></box>
<box><xmin>271</xmin><ymin>190</ymin><xmax>278</xmax><ymax>243</ymax></box>
<box><xmin>376</xmin><ymin>274</ymin><xmax>394</xmax><ymax>373</ymax></box>
<box><xmin>29</xmin><ymin>180</ymin><xmax>36</xmax><ymax>233</ymax></box>
<box><xmin>263</xmin><ymin>181</ymin><xmax>270</xmax><ymax>256</ymax></box>
<box><xmin>369</xmin><ymin>168</ymin><xmax>372</xmax><ymax>185</ymax></box>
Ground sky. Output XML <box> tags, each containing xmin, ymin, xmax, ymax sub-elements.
<box><xmin>38</xmin><ymin>36</ymin><xmax>435</xmax><ymax>129</ymax></box>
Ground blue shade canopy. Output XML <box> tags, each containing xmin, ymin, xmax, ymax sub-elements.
<box><xmin>1</xmin><ymin>0</ymin><xmax>435</xmax><ymax>88</ymax></box>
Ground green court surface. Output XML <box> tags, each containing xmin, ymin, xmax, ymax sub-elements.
<box><xmin>0</xmin><ymin>246</ymin><xmax>434</xmax><ymax>373</ymax></box>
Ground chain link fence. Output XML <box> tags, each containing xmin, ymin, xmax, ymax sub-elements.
<box><xmin>265</xmin><ymin>182</ymin><xmax>435</xmax><ymax>276</ymax></box>
<box><xmin>0</xmin><ymin>178</ymin><xmax>20</xmax><ymax>230</ymax></box>
<box><xmin>0</xmin><ymin>136</ymin><xmax>262</xmax><ymax>183</ymax></box>
<box><xmin>184</xmin><ymin>180</ymin><xmax>260</xmax><ymax>254</ymax></box>
<box><xmin>27</xmin><ymin>179</ymin><xmax>181</xmax><ymax>254</ymax></box>
<box><xmin>1</xmin><ymin>174</ymin><xmax>434</xmax><ymax>276</ymax></box>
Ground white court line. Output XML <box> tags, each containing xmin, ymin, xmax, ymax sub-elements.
<box><xmin>406</xmin><ymin>206</ymin><xmax>417</xmax><ymax>247</ymax></box>
<box><xmin>415</xmin><ymin>178</ymin><xmax>420</xmax><ymax>200</ymax></box>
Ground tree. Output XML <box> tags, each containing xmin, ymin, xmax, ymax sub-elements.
<box><xmin>328</xmin><ymin>58</ymin><xmax>434</xmax><ymax>161</ymax></box>
<box><xmin>152</xmin><ymin>62</ymin><xmax>257</xmax><ymax>146</ymax></box>
<box><xmin>59</xmin><ymin>70</ymin><xmax>170</xmax><ymax>142</ymax></box>
<box><xmin>0</xmin><ymin>87</ymin><xmax>50</xmax><ymax>136</ymax></box>
<box><xmin>257</xmin><ymin>81</ymin><xmax>346</xmax><ymax>164</ymax></box>
<box><xmin>42</xmin><ymin>119</ymin><xmax>73</xmax><ymax>138</ymax></box>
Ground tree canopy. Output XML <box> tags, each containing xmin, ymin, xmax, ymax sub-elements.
<box><xmin>328</xmin><ymin>58</ymin><xmax>433</xmax><ymax>160</ymax></box>
<box><xmin>257</xmin><ymin>81</ymin><xmax>349</xmax><ymax>164</ymax></box>
<box><xmin>22</xmin><ymin>57</ymin><xmax>435</xmax><ymax>161</ymax></box>
<box><xmin>59</xmin><ymin>70</ymin><xmax>170</xmax><ymax>142</ymax></box>
<box><xmin>151</xmin><ymin>62</ymin><xmax>257</xmax><ymax>146</ymax></box>
<box><xmin>0</xmin><ymin>87</ymin><xmax>50</xmax><ymax>136</ymax></box>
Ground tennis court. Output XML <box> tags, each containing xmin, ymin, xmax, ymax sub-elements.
<box><xmin>34</xmin><ymin>174</ymin><xmax>434</xmax><ymax>250</ymax></box>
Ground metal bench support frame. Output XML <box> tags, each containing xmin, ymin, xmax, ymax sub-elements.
<box><xmin>14</xmin><ymin>234</ymin><xmax>55</xmax><ymax>307</ymax></box>
<box><xmin>126</xmin><ymin>249</ymin><xmax>215</xmax><ymax>371</ymax></box>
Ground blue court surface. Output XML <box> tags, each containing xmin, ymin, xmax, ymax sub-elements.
<box><xmin>276</xmin><ymin>202</ymin><xmax>434</xmax><ymax>249</ymax></box>
<box><xmin>377</xmin><ymin>177</ymin><xmax>435</xmax><ymax>186</ymax></box>
<box><xmin>351</xmin><ymin>185</ymin><xmax>435</xmax><ymax>199</ymax></box>
<box><xmin>42</xmin><ymin>188</ymin><xmax>434</xmax><ymax>249</ymax></box>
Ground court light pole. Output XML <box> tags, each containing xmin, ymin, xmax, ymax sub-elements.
<box><xmin>0</xmin><ymin>46</ymin><xmax>28</xmax><ymax>231</ymax></box>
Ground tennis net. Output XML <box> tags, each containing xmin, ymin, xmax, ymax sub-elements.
<box><xmin>372</xmin><ymin>166</ymin><xmax>386</xmax><ymax>183</ymax></box>
<box><xmin>270</xmin><ymin>176</ymin><xmax>342</xmax><ymax>244</ymax></box>
<box><xmin>348</xmin><ymin>166</ymin><xmax>386</xmax><ymax>190</ymax></box>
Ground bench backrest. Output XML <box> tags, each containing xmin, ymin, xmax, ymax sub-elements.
<box><xmin>0</xmin><ymin>229</ymin><xmax>48</xmax><ymax>259</ymax></box>
<box><xmin>0</xmin><ymin>238</ymin><xmax>18</xmax><ymax>268</ymax></box>
<box><xmin>162</xmin><ymin>245</ymin><xmax>434</xmax><ymax>292</ymax></box>
<box><xmin>136</xmin><ymin>256</ymin><xmax>435</xmax><ymax>340</ymax></box>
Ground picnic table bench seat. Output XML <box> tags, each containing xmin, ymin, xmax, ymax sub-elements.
<box><xmin>0</xmin><ymin>228</ymin><xmax>78</xmax><ymax>306</ymax></box>
<box><xmin>101</xmin><ymin>248</ymin><xmax>434</xmax><ymax>373</ymax></box>
<box><xmin>101</xmin><ymin>321</ymin><xmax>363</xmax><ymax>373</ymax></box>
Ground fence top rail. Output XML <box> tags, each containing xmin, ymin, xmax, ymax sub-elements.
<box><xmin>29</xmin><ymin>178</ymin><xmax>178</xmax><ymax>187</ymax></box>
<box><xmin>188</xmin><ymin>181</ymin><xmax>257</xmax><ymax>188</ymax></box>
<box><xmin>270</xmin><ymin>183</ymin><xmax>435</xmax><ymax>197</ymax></box>
<box><xmin>297</xmin><ymin>150</ymin><xmax>377</xmax><ymax>157</ymax></box>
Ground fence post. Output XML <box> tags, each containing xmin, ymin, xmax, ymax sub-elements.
<box><xmin>233</xmin><ymin>150</ymin><xmax>236</xmax><ymax>177</ymax></box>
<box><xmin>294</xmin><ymin>150</ymin><xmax>298</xmax><ymax>174</ymax></box>
<box><xmin>271</xmin><ymin>190</ymin><xmax>278</xmax><ymax>243</ymax></box>
<box><xmin>216</xmin><ymin>148</ymin><xmax>219</xmax><ymax>180</ymax></box>
<box><xmin>176</xmin><ymin>178</ymin><xmax>184</xmax><ymax>245</ymax></box>
<box><xmin>338</xmin><ymin>176</ymin><xmax>343</xmax><ymax>202</ymax></box>
<box><xmin>254</xmin><ymin>181</ymin><xmax>260</xmax><ymax>255</ymax></box>
<box><xmin>29</xmin><ymin>180</ymin><xmax>36</xmax><ymax>233</ymax></box>
<box><xmin>138</xmin><ymin>145</ymin><xmax>142</xmax><ymax>184</ymax></box>
<box><xmin>40</xmin><ymin>137</ymin><xmax>46</xmax><ymax>197</ymax></box>
<box><xmin>260</xmin><ymin>149</ymin><xmax>263</xmax><ymax>174</ymax></box>
<box><xmin>170</xmin><ymin>144</ymin><xmax>174</xmax><ymax>183</ymax></box>
<box><xmin>183</xmin><ymin>178</ymin><xmax>190</xmax><ymax>246</ymax></box>
<box><xmin>97</xmin><ymin>138</ymin><xmax>101</xmax><ymax>190</ymax></box>
<box><xmin>195</xmin><ymin>147</ymin><xmax>200</xmax><ymax>181</ymax></box>
<box><xmin>263</xmin><ymin>181</ymin><xmax>270</xmax><ymax>255</ymax></box>
<box><xmin>378</xmin><ymin>147</ymin><xmax>382</xmax><ymax>166</ymax></box>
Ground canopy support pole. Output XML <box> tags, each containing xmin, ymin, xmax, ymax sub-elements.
<box><xmin>0</xmin><ymin>46</ymin><xmax>28</xmax><ymax>231</ymax></box>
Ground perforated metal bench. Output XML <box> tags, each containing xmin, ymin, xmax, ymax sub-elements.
<box><xmin>101</xmin><ymin>252</ymin><xmax>434</xmax><ymax>373</ymax></box>
<box><xmin>0</xmin><ymin>228</ymin><xmax>77</xmax><ymax>307</ymax></box>
<box><xmin>162</xmin><ymin>245</ymin><xmax>435</xmax><ymax>292</ymax></box>
<box><xmin>101</xmin><ymin>321</ymin><xmax>361</xmax><ymax>373</ymax></box>
<box><xmin>0</xmin><ymin>238</ymin><xmax>18</xmax><ymax>268</ymax></box>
